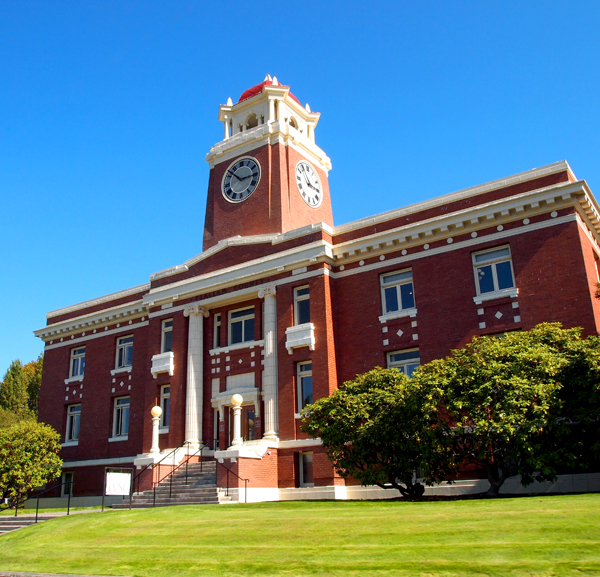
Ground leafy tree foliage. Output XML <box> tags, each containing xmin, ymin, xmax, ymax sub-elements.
<box><xmin>22</xmin><ymin>354</ymin><xmax>43</xmax><ymax>415</ymax></box>
<box><xmin>0</xmin><ymin>407</ymin><xmax>35</xmax><ymax>430</ymax></box>
<box><xmin>0</xmin><ymin>355</ymin><xmax>43</xmax><ymax>418</ymax></box>
<box><xmin>416</xmin><ymin>323</ymin><xmax>594</xmax><ymax>497</ymax></box>
<box><xmin>0</xmin><ymin>421</ymin><xmax>62</xmax><ymax>508</ymax></box>
<box><xmin>0</xmin><ymin>360</ymin><xmax>28</xmax><ymax>414</ymax></box>
<box><xmin>300</xmin><ymin>367</ymin><xmax>453</xmax><ymax>498</ymax></box>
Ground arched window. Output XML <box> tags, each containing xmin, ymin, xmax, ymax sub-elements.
<box><xmin>246</xmin><ymin>113</ymin><xmax>258</xmax><ymax>129</ymax></box>
<box><xmin>289</xmin><ymin>116</ymin><xmax>299</xmax><ymax>130</ymax></box>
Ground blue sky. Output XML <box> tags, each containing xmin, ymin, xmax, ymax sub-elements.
<box><xmin>1</xmin><ymin>0</ymin><xmax>599</xmax><ymax>373</ymax></box>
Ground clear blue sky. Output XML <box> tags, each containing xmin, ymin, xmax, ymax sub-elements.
<box><xmin>1</xmin><ymin>0</ymin><xmax>599</xmax><ymax>373</ymax></box>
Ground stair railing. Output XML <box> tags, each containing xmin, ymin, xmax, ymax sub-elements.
<box><xmin>217</xmin><ymin>461</ymin><xmax>250</xmax><ymax>504</ymax></box>
<box><xmin>33</xmin><ymin>481</ymin><xmax>73</xmax><ymax>522</ymax></box>
<box><xmin>132</xmin><ymin>441</ymin><xmax>191</xmax><ymax>495</ymax></box>
<box><xmin>152</xmin><ymin>443</ymin><xmax>207</xmax><ymax>506</ymax></box>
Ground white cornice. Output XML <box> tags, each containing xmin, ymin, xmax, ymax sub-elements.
<box><xmin>332</xmin><ymin>181</ymin><xmax>593</xmax><ymax>265</ymax></box>
<box><xmin>46</xmin><ymin>283</ymin><xmax>150</xmax><ymax>320</ymax></box>
<box><xmin>35</xmin><ymin>300</ymin><xmax>148</xmax><ymax>342</ymax></box>
<box><xmin>205</xmin><ymin>120</ymin><xmax>331</xmax><ymax>171</ymax></box>
<box><xmin>145</xmin><ymin>240</ymin><xmax>335</xmax><ymax>305</ymax></box>
<box><xmin>152</xmin><ymin>223</ymin><xmax>335</xmax><ymax>282</ymax></box>
<box><xmin>333</xmin><ymin>161</ymin><xmax>575</xmax><ymax>236</ymax></box>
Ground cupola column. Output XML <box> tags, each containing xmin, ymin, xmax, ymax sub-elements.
<box><xmin>223</xmin><ymin>117</ymin><xmax>229</xmax><ymax>140</ymax></box>
<box><xmin>183</xmin><ymin>305</ymin><xmax>209</xmax><ymax>447</ymax></box>
<box><xmin>269</xmin><ymin>98</ymin><xmax>275</xmax><ymax>124</ymax></box>
<box><xmin>259</xmin><ymin>286</ymin><xmax>278</xmax><ymax>441</ymax></box>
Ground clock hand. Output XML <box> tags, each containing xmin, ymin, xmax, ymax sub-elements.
<box><xmin>227</xmin><ymin>170</ymin><xmax>242</xmax><ymax>182</ymax></box>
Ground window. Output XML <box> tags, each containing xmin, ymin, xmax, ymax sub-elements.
<box><xmin>70</xmin><ymin>347</ymin><xmax>85</xmax><ymax>378</ymax></box>
<box><xmin>387</xmin><ymin>349</ymin><xmax>420</xmax><ymax>377</ymax></box>
<box><xmin>297</xmin><ymin>362</ymin><xmax>313</xmax><ymax>411</ymax></box>
<box><xmin>160</xmin><ymin>385</ymin><xmax>170</xmax><ymax>429</ymax></box>
<box><xmin>113</xmin><ymin>397</ymin><xmax>130</xmax><ymax>438</ymax></box>
<box><xmin>299</xmin><ymin>452</ymin><xmax>314</xmax><ymax>487</ymax></box>
<box><xmin>65</xmin><ymin>404</ymin><xmax>81</xmax><ymax>442</ymax></box>
<box><xmin>61</xmin><ymin>472</ymin><xmax>74</xmax><ymax>497</ymax></box>
<box><xmin>228</xmin><ymin>307</ymin><xmax>255</xmax><ymax>345</ymax></box>
<box><xmin>473</xmin><ymin>246</ymin><xmax>515</xmax><ymax>295</ymax></box>
<box><xmin>214</xmin><ymin>313</ymin><xmax>221</xmax><ymax>348</ymax></box>
<box><xmin>294</xmin><ymin>286</ymin><xmax>310</xmax><ymax>325</ymax></box>
<box><xmin>116</xmin><ymin>336</ymin><xmax>133</xmax><ymax>368</ymax></box>
<box><xmin>381</xmin><ymin>270</ymin><xmax>415</xmax><ymax>314</ymax></box>
<box><xmin>161</xmin><ymin>320</ymin><xmax>173</xmax><ymax>353</ymax></box>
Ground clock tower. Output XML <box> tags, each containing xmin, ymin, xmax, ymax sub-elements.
<box><xmin>203</xmin><ymin>75</ymin><xmax>333</xmax><ymax>251</ymax></box>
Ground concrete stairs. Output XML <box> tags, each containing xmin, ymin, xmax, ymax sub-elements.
<box><xmin>112</xmin><ymin>460</ymin><xmax>220</xmax><ymax>508</ymax></box>
<box><xmin>0</xmin><ymin>513</ymin><xmax>62</xmax><ymax>535</ymax></box>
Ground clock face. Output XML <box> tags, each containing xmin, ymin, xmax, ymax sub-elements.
<box><xmin>222</xmin><ymin>157</ymin><xmax>261</xmax><ymax>203</ymax></box>
<box><xmin>296</xmin><ymin>161</ymin><xmax>323</xmax><ymax>208</ymax></box>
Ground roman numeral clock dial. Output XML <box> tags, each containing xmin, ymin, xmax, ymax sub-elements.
<box><xmin>222</xmin><ymin>157</ymin><xmax>261</xmax><ymax>203</ymax></box>
<box><xmin>296</xmin><ymin>161</ymin><xmax>323</xmax><ymax>208</ymax></box>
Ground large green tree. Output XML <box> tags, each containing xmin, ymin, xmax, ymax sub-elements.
<box><xmin>0</xmin><ymin>355</ymin><xmax>44</xmax><ymax>418</ymax></box>
<box><xmin>0</xmin><ymin>360</ymin><xmax>28</xmax><ymax>414</ymax></box>
<box><xmin>0</xmin><ymin>421</ymin><xmax>62</xmax><ymax>508</ymax></box>
<box><xmin>22</xmin><ymin>354</ymin><xmax>43</xmax><ymax>416</ymax></box>
<box><xmin>416</xmin><ymin>323</ymin><xmax>591</xmax><ymax>497</ymax></box>
<box><xmin>300</xmin><ymin>367</ymin><xmax>453</xmax><ymax>498</ymax></box>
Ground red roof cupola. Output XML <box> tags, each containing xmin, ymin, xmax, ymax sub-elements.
<box><xmin>238</xmin><ymin>76</ymin><xmax>300</xmax><ymax>105</ymax></box>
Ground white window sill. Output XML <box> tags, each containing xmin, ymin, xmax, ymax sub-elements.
<box><xmin>62</xmin><ymin>440</ymin><xmax>79</xmax><ymax>447</ymax></box>
<box><xmin>159</xmin><ymin>427</ymin><xmax>169</xmax><ymax>434</ymax></box>
<box><xmin>209</xmin><ymin>339</ymin><xmax>265</xmax><ymax>356</ymax></box>
<box><xmin>473</xmin><ymin>288</ymin><xmax>519</xmax><ymax>305</ymax></box>
<box><xmin>64</xmin><ymin>375</ymin><xmax>84</xmax><ymax>385</ymax></box>
<box><xmin>108</xmin><ymin>435</ymin><xmax>128</xmax><ymax>442</ymax></box>
<box><xmin>294</xmin><ymin>413</ymin><xmax>302</xmax><ymax>419</ymax></box>
<box><xmin>111</xmin><ymin>366</ymin><xmax>133</xmax><ymax>376</ymax></box>
<box><xmin>379</xmin><ymin>308</ymin><xmax>418</xmax><ymax>324</ymax></box>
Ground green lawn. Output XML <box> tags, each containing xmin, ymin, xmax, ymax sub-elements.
<box><xmin>1</xmin><ymin>495</ymin><xmax>599</xmax><ymax>576</ymax></box>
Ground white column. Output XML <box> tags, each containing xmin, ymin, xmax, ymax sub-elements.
<box><xmin>183</xmin><ymin>305</ymin><xmax>209</xmax><ymax>447</ymax></box>
<box><xmin>269</xmin><ymin>98</ymin><xmax>275</xmax><ymax>123</ymax></box>
<box><xmin>223</xmin><ymin>117</ymin><xmax>229</xmax><ymax>140</ymax></box>
<box><xmin>150</xmin><ymin>406</ymin><xmax>162</xmax><ymax>453</ymax></box>
<box><xmin>259</xmin><ymin>286</ymin><xmax>278</xmax><ymax>441</ymax></box>
<box><xmin>231</xmin><ymin>394</ymin><xmax>243</xmax><ymax>446</ymax></box>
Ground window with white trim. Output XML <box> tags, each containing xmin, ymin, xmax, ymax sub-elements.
<box><xmin>160</xmin><ymin>385</ymin><xmax>170</xmax><ymax>429</ymax></box>
<box><xmin>297</xmin><ymin>362</ymin><xmax>313</xmax><ymax>411</ymax></box>
<box><xmin>473</xmin><ymin>246</ymin><xmax>515</xmax><ymax>295</ymax></box>
<box><xmin>116</xmin><ymin>336</ymin><xmax>133</xmax><ymax>369</ymax></box>
<box><xmin>299</xmin><ymin>452</ymin><xmax>314</xmax><ymax>487</ymax></box>
<box><xmin>387</xmin><ymin>349</ymin><xmax>420</xmax><ymax>377</ymax></box>
<box><xmin>70</xmin><ymin>347</ymin><xmax>85</xmax><ymax>378</ymax></box>
<box><xmin>65</xmin><ymin>404</ymin><xmax>81</xmax><ymax>442</ymax></box>
<box><xmin>294</xmin><ymin>286</ymin><xmax>310</xmax><ymax>325</ymax></box>
<box><xmin>381</xmin><ymin>270</ymin><xmax>415</xmax><ymax>314</ymax></box>
<box><xmin>214</xmin><ymin>313</ymin><xmax>221</xmax><ymax>349</ymax></box>
<box><xmin>228</xmin><ymin>307</ymin><xmax>255</xmax><ymax>345</ymax></box>
<box><xmin>161</xmin><ymin>320</ymin><xmax>173</xmax><ymax>353</ymax></box>
<box><xmin>113</xmin><ymin>397</ymin><xmax>130</xmax><ymax>438</ymax></box>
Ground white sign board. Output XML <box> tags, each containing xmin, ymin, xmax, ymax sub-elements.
<box><xmin>105</xmin><ymin>472</ymin><xmax>132</xmax><ymax>496</ymax></box>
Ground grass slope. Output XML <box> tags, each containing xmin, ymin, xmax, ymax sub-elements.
<box><xmin>1</xmin><ymin>495</ymin><xmax>599</xmax><ymax>576</ymax></box>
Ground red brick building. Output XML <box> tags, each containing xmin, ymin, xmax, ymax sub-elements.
<box><xmin>35</xmin><ymin>76</ymin><xmax>600</xmax><ymax>502</ymax></box>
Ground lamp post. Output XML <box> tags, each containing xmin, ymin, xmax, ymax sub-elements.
<box><xmin>150</xmin><ymin>406</ymin><xmax>162</xmax><ymax>453</ymax></box>
<box><xmin>231</xmin><ymin>394</ymin><xmax>243</xmax><ymax>446</ymax></box>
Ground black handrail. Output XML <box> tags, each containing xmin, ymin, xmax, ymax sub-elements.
<box><xmin>34</xmin><ymin>481</ymin><xmax>73</xmax><ymax>523</ymax></box>
<box><xmin>132</xmin><ymin>441</ymin><xmax>191</xmax><ymax>494</ymax></box>
<box><xmin>153</xmin><ymin>444</ymin><xmax>205</xmax><ymax>505</ymax></box>
<box><xmin>217</xmin><ymin>461</ymin><xmax>250</xmax><ymax>504</ymax></box>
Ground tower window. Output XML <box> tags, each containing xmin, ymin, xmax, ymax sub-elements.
<box><xmin>246</xmin><ymin>113</ymin><xmax>258</xmax><ymax>129</ymax></box>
